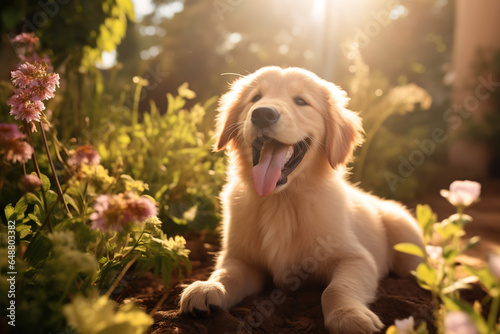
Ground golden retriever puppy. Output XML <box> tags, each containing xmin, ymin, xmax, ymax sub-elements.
<box><xmin>180</xmin><ymin>66</ymin><xmax>423</xmax><ymax>333</ymax></box>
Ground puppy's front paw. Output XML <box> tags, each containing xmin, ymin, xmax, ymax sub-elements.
<box><xmin>179</xmin><ymin>281</ymin><xmax>226</xmax><ymax>316</ymax></box>
<box><xmin>324</xmin><ymin>304</ymin><xmax>383</xmax><ymax>334</ymax></box>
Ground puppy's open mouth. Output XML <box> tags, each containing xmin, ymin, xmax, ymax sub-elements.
<box><xmin>252</xmin><ymin>136</ymin><xmax>308</xmax><ymax>197</ymax></box>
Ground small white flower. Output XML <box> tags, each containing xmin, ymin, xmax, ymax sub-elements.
<box><xmin>394</xmin><ymin>316</ymin><xmax>414</xmax><ymax>334</ymax></box>
<box><xmin>444</xmin><ymin>311</ymin><xmax>478</xmax><ymax>334</ymax></box>
<box><xmin>425</xmin><ymin>245</ymin><xmax>443</xmax><ymax>261</ymax></box>
<box><xmin>488</xmin><ymin>253</ymin><xmax>500</xmax><ymax>280</ymax></box>
<box><xmin>440</xmin><ymin>180</ymin><xmax>481</xmax><ymax>207</ymax></box>
<box><xmin>425</xmin><ymin>245</ymin><xmax>444</xmax><ymax>269</ymax></box>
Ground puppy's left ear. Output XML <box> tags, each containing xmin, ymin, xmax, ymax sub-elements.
<box><xmin>324</xmin><ymin>84</ymin><xmax>364</xmax><ymax>169</ymax></box>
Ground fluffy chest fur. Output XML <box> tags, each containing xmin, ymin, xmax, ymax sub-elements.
<box><xmin>219</xmin><ymin>175</ymin><xmax>357</xmax><ymax>287</ymax></box>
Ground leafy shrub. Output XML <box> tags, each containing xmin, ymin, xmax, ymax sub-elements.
<box><xmin>94</xmin><ymin>80</ymin><xmax>226</xmax><ymax>234</ymax></box>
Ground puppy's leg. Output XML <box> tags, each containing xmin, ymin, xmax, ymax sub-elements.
<box><xmin>180</xmin><ymin>257</ymin><xmax>265</xmax><ymax>316</ymax></box>
<box><xmin>322</xmin><ymin>254</ymin><xmax>383</xmax><ymax>334</ymax></box>
<box><xmin>380</xmin><ymin>201</ymin><xmax>424</xmax><ymax>277</ymax></box>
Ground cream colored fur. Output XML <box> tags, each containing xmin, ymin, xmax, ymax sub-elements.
<box><xmin>179</xmin><ymin>66</ymin><xmax>423</xmax><ymax>334</ymax></box>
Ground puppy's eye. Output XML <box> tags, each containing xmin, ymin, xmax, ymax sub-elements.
<box><xmin>251</xmin><ymin>94</ymin><xmax>262</xmax><ymax>103</ymax></box>
<box><xmin>294</xmin><ymin>97</ymin><xmax>308</xmax><ymax>106</ymax></box>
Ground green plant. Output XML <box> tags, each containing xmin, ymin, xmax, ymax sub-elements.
<box><xmin>2</xmin><ymin>165</ymin><xmax>190</xmax><ymax>333</ymax></box>
<box><xmin>95</xmin><ymin>80</ymin><xmax>226</xmax><ymax>234</ymax></box>
<box><xmin>1</xmin><ymin>33</ymin><xmax>192</xmax><ymax>334</ymax></box>
<box><xmin>389</xmin><ymin>181</ymin><xmax>500</xmax><ymax>334</ymax></box>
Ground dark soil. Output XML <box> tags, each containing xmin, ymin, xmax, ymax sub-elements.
<box><xmin>121</xmin><ymin>179</ymin><xmax>500</xmax><ymax>334</ymax></box>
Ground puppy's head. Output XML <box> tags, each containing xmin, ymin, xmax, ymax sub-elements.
<box><xmin>215</xmin><ymin>66</ymin><xmax>363</xmax><ymax>196</ymax></box>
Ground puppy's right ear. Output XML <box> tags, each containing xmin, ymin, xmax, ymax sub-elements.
<box><xmin>214</xmin><ymin>76</ymin><xmax>249</xmax><ymax>151</ymax></box>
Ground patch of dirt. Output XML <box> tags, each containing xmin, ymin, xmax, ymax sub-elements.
<box><xmin>121</xmin><ymin>179</ymin><xmax>499</xmax><ymax>334</ymax></box>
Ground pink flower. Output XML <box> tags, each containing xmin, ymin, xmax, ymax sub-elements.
<box><xmin>444</xmin><ymin>311</ymin><xmax>478</xmax><ymax>334</ymax></box>
<box><xmin>8</xmin><ymin>93</ymin><xmax>45</xmax><ymax>123</ymax></box>
<box><xmin>7</xmin><ymin>61</ymin><xmax>59</xmax><ymax>127</ymax></box>
<box><xmin>440</xmin><ymin>181</ymin><xmax>481</xmax><ymax>208</ymax></box>
<box><xmin>1</xmin><ymin>139</ymin><xmax>34</xmax><ymax>164</ymax></box>
<box><xmin>10</xmin><ymin>62</ymin><xmax>59</xmax><ymax>100</ymax></box>
<box><xmin>67</xmin><ymin>145</ymin><xmax>101</xmax><ymax>168</ymax></box>
<box><xmin>90</xmin><ymin>192</ymin><xmax>158</xmax><ymax>232</ymax></box>
<box><xmin>10</xmin><ymin>33</ymin><xmax>53</xmax><ymax>70</ymax></box>
<box><xmin>0</xmin><ymin>123</ymin><xmax>33</xmax><ymax>163</ymax></box>
<box><xmin>0</xmin><ymin>123</ymin><xmax>25</xmax><ymax>141</ymax></box>
<box><xmin>394</xmin><ymin>316</ymin><xmax>415</xmax><ymax>334</ymax></box>
<box><xmin>125</xmin><ymin>195</ymin><xmax>158</xmax><ymax>223</ymax></box>
<box><xmin>11</xmin><ymin>33</ymin><xmax>39</xmax><ymax>45</ymax></box>
<box><xmin>21</xmin><ymin>174</ymin><xmax>43</xmax><ymax>192</ymax></box>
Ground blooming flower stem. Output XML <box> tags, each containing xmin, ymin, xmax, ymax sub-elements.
<box><xmin>457</xmin><ymin>206</ymin><xmax>464</xmax><ymax>217</ymax></box>
<box><xmin>25</xmin><ymin>125</ymin><xmax>52</xmax><ymax>233</ymax></box>
<box><xmin>105</xmin><ymin>253</ymin><xmax>140</xmax><ymax>298</ymax></box>
<box><xmin>39</xmin><ymin>122</ymin><xmax>72</xmax><ymax>218</ymax></box>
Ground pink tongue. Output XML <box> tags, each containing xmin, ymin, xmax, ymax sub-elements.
<box><xmin>252</xmin><ymin>141</ymin><xmax>289</xmax><ymax>197</ymax></box>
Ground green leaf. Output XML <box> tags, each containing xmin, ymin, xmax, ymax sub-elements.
<box><xmin>171</xmin><ymin>216</ymin><xmax>187</xmax><ymax>225</ymax></box>
<box><xmin>416</xmin><ymin>262</ymin><xmax>437</xmax><ymax>290</ymax></box>
<box><xmin>4</xmin><ymin>203</ymin><xmax>15</xmax><ymax>221</ymax></box>
<box><xmin>27</xmin><ymin>213</ymin><xmax>42</xmax><ymax>226</ymax></box>
<box><xmin>40</xmin><ymin>173</ymin><xmax>51</xmax><ymax>192</ymax></box>
<box><xmin>16</xmin><ymin>224</ymin><xmax>32</xmax><ymax>239</ymax></box>
<box><xmin>178</xmin><ymin>82</ymin><xmax>196</xmax><ymax>100</ymax></box>
<box><xmin>394</xmin><ymin>243</ymin><xmax>425</xmax><ymax>258</ymax></box>
<box><xmin>25</xmin><ymin>192</ymin><xmax>42</xmax><ymax>206</ymax></box>
<box><xmin>434</xmin><ymin>220</ymin><xmax>464</xmax><ymax>241</ymax></box>
<box><xmin>14</xmin><ymin>196</ymin><xmax>29</xmax><ymax>216</ymax></box>
<box><xmin>416</xmin><ymin>204</ymin><xmax>436</xmax><ymax>238</ymax></box>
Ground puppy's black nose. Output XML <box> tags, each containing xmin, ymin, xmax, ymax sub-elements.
<box><xmin>251</xmin><ymin>107</ymin><xmax>280</xmax><ymax>128</ymax></box>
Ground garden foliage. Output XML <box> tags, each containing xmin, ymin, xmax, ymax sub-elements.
<box><xmin>0</xmin><ymin>33</ymin><xmax>202</xmax><ymax>334</ymax></box>
<box><xmin>94</xmin><ymin>79</ymin><xmax>226</xmax><ymax>234</ymax></box>
<box><xmin>389</xmin><ymin>181</ymin><xmax>500</xmax><ymax>334</ymax></box>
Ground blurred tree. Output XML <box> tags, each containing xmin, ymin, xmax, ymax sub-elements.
<box><xmin>130</xmin><ymin>0</ymin><xmax>320</xmax><ymax>113</ymax></box>
<box><xmin>0</xmin><ymin>0</ymin><xmax>135</xmax><ymax>137</ymax></box>
<box><xmin>128</xmin><ymin>0</ymin><xmax>453</xmax><ymax>108</ymax></box>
